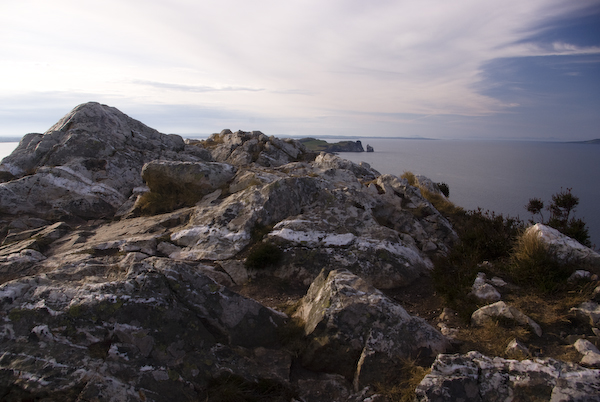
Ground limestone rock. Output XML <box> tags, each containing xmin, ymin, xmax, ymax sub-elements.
<box><xmin>470</xmin><ymin>272</ymin><xmax>502</xmax><ymax>302</ymax></box>
<box><xmin>203</xmin><ymin>129</ymin><xmax>311</xmax><ymax>167</ymax></box>
<box><xmin>294</xmin><ymin>269</ymin><xmax>448</xmax><ymax>388</ymax></box>
<box><xmin>571</xmin><ymin>301</ymin><xmax>600</xmax><ymax>328</ymax></box>
<box><xmin>415</xmin><ymin>351</ymin><xmax>600</xmax><ymax>401</ymax></box>
<box><xmin>0</xmin><ymin>102</ymin><xmax>207</xmax><ymax>220</ymax></box>
<box><xmin>0</xmin><ymin>256</ymin><xmax>290</xmax><ymax>401</ymax></box>
<box><xmin>527</xmin><ymin>223</ymin><xmax>600</xmax><ymax>264</ymax></box>
<box><xmin>505</xmin><ymin>338</ymin><xmax>530</xmax><ymax>359</ymax></box>
<box><xmin>574</xmin><ymin>339</ymin><xmax>600</xmax><ymax>367</ymax></box>
<box><xmin>471</xmin><ymin>301</ymin><xmax>543</xmax><ymax>337</ymax></box>
<box><xmin>141</xmin><ymin>160</ymin><xmax>237</xmax><ymax>196</ymax></box>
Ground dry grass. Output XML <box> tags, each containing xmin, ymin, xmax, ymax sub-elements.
<box><xmin>400</xmin><ymin>171</ymin><xmax>417</xmax><ymax>186</ymax></box>
<box><xmin>458</xmin><ymin>322</ymin><xmax>532</xmax><ymax>358</ymax></box>
<box><xmin>509</xmin><ymin>229</ymin><xmax>574</xmax><ymax>293</ymax></box>
<box><xmin>374</xmin><ymin>358</ymin><xmax>432</xmax><ymax>402</ymax></box>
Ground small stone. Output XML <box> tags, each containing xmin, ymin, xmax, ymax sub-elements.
<box><xmin>505</xmin><ymin>338</ymin><xmax>529</xmax><ymax>359</ymax></box>
<box><xmin>568</xmin><ymin>270</ymin><xmax>591</xmax><ymax>282</ymax></box>
<box><xmin>471</xmin><ymin>301</ymin><xmax>542</xmax><ymax>337</ymax></box>
<box><xmin>574</xmin><ymin>338</ymin><xmax>600</xmax><ymax>367</ymax></box>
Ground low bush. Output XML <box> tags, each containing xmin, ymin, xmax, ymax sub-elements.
<box><xmin>433</xmin><ymin>209</ymin><xmax>524</xmax><ymax>322</ymax></box>
<box><xmin>245</xmin><ymin>242</ymin><xmax>283</xmax><ymax>270</ymax></box>
<box><xmin>526</xmin><ymin>188</ymin><xmax>591</xmax><ymax>247</ymax></box>
<box><xmin>436</xmin><ymin>182</ymin><xmax>450</xmax><ymax>197</ymax></box>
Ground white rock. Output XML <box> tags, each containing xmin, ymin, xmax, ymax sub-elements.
<box><xmin>471</xmin><ymin>301</ymin><xmax>542</xmax><ymax>337</ymax></box>
<box><xmin>574</xmin><ymin>339</ymin><xmax>600</xmax><ymax>367</ymax></box>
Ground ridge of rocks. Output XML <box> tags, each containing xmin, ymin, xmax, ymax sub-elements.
<box><xmin>0</xmin><ymin>102</ymin><xmax>599</xmax><ymax>401</ymax></box>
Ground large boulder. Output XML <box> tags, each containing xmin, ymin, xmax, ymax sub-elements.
<box><xmin>294</xmin><ymin>269</ymin><xmax>448</xmax><ymax>388</ymax></box>
<box><xmin>0</xmin><ymin>256</ymin><xmax>290</xmax><ymax>401</ymax></box>
<box><xmin>527</xmin><ymin>223</ymin><xmax>600</xmax><ymax>265</ymax></box>
<box><xmin>201</xmin><ymin>129</ymin><xmax>313</xmax><ymax>167</ymax></box>
<box><xmin>415</xmin><ymin>351</ymin><xmax>600</xmax><ymax>401</ymax></box>
<box><xmin>0</xmin><ymin>102</ymin><xmax>208</xmax><ymax>220</ymax></box>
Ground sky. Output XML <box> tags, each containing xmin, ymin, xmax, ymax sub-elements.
<box><xmin>1</xmin><ymin>0</ymin><xmax>599</xmax><ymax>140</ymax></box>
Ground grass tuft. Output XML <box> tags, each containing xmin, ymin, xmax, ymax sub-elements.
<box><xmin>508</xmin><ymin>229</ymin><xmax>574</xmax><ymax>293</ymax></box>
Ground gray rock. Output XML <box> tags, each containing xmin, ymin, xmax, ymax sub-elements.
<box><xmin>471</xmin><ymin>301</ymin><xmax>543</xmax><ymax>337</ymax></box>
<box><xmin>527</xmin><ymin>223</ymin><xmax>600</xmax><ymax>265</ymax></box>
<box><xmin>571</xmin><ymin>301</ymin><xmax>600</xmax><ymax>327</ymax></box>
<box><xmin>415</xmin><ymin>351</ymin><xmax>600</xmax><ymax>402</ymax></box>
<box><xmin>204</xmin><ymin>130</ymin><xmax>311</xmax><ymax>167</ymax></box>
<box><xmin>574</xmin><ymin>339</ymin><xmax>600</xmax><ymax>367</ymax></box>
<box><xmin>470</xmin><ymin>272</ymin><xmax>502</xmax><ymax>302</ymax></box>
<box><xmin>294</xmin><ymin>269</ymin><xmax>448</xmax><ymax>388</ymax></box>
<box><xmin>0</xmin><ymin>102</ymin><xmax>207</xmax><ymax>220</ymax></box>
<box><xmin>141</xmin><ymin>160</ymin><xmax>237</xmax><ymax>197</ymax></box>
<box><xmin>0</xmin><ymin>256</ymin><xmax>290</xmax><ymax>401</ymax></box>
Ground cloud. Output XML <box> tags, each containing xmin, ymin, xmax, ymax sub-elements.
<box><xmin>0</xmin><ymin>0</ymin><xmax>599</xmax><ymax>139</ymax></box>
<box><xmin>133</xmin><ymin>80</ymin><xmax>264</xmax><ymax>93</ymax></box>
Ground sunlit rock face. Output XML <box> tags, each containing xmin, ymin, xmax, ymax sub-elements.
<box><xmin>0</xmin><ymin>102</ymin><xmax>207</xmax><ymax>220</ymax></box>
<box><xmin>0</xmin><ymin>102</ymin><xmax>462</xmax><ymax>400</ymax></box>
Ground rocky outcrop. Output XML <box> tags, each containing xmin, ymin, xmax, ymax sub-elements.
<box><xmin>0</xmin><ymin>102</ymin><xmax>208</xmax><ymax>220</ymax></box>
<box><xmin>0</xmin><ymin>256</ymin><xmax>291</xmax><ymax>401</ymax></box>
<box><xmin>294</xmin><ymin>269</ymin><xmax>448</xmax><ymax>389</ymax></box>
<box><xmin>527</xmin><ymin>223</ymin><xmax>600</xmax><ymax>264</ymax></box>
<box><xmin>299</xmin><ymin>138</ymin><xmax>365</xmax><ymax>153</ymax></box>
<box><xmin>471</xmin><ymin>301</ymin><xmax>543</xmax><ymax>337</ymax></box>
<box><xmin>0</xmin><ymin>103</ymin><xmax>460</xmax><ymax>400</ymax></box>
<box><xmin>415</xmin><ymin>351</ymin><xmax>600</xmax><ymax>401</ymax></box>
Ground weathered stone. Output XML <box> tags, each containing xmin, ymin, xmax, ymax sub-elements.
<box><xmin>294</xmin><ymin>269</ymin><xmax>448</xmax><ymax>387</ymax></box>
<box><xmin>0</xmin><ymin>257</ymin><xmax>289</xmax><ymax>401</ymax></box>
<box><xmin>0</xmin><ymin>102</ymin><xmax>208</xmax><ymax>220</ymax></box>
<box><xmin>470</xmin><ymin>272</ymin><xmax>502</xmax><ymax>302</ymax></box>
<box><xmin>416</xmin><ymin>351</ymin><xmax>600</xmax><ymax>402</ymax></box>
<box><xmin>505</xmin><ymin>338</ymin><xmax>530</xmax><ymax>359</ymax></box>
<box><xmin>571</xmin><ymin>301</ymin><xmax>600</xmax><ymax>328</ymax></box>
<box><xmin>574</xmin><ymin>339</ymin><xmax>600</xmax><ymax>367</ymax></box>
<box><xmin>217</xmin><ymin>260</ymin><xmax>249</xmax><ymax>285</ymax></box>
<box><xmin>141</xmin><ymin>160</ymin><xmax>237</xmax><ymax>197</ymax></box>
<box><xmin>471</xmin><ymin>301</ymin><xmax>543</xmax><ymax>337</ymax></box>
<box><xmin>527</xmin><ymin>223</ymin><xmax>600</xmax><ymax>265</ymax></box>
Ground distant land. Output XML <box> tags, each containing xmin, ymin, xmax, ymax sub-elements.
<box><xmin>568</xmin><ymin>138</ymin><xmax>600</xmax><ymax>144</ymax></box>
<box><xmin>299</xmin><ymin>137</ymin><xmax>372</xmax><ymax>153</ymax></box>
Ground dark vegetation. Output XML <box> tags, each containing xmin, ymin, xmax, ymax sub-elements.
<box><xmin>414</xmin><ymin>173</ymin><xmax>599</xmax><ymax>367</ymax></box>
<box><xmin>526</xmin><ymin>187</ymin><xmax>591</xmax><ymax>247</ymax></box>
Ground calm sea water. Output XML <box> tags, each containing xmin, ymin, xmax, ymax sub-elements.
<box><xmin>1</xmin><ymin>139</ymin><xmax>598</xmax><ymax>247</ymax></box>
<box><xmin>337</xmin><ymin>139</ymin><xmax>600</xmax><ymax>248</ymax></box>
<box><xmin>0</xmin><ymin>142</ymin><xmax>18</xmax><ymax>161</ymax></box>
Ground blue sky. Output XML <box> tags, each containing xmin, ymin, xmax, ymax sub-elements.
<box><xmin>1</xmin><ymin>0</ymin><xmax>599</xmax><ymax>140</ymax></box>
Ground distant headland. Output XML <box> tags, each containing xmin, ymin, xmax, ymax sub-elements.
<box><xmin>299</xmin><ymin>137</ymin><xmax>374</xmax><ymax>152</ymax></box>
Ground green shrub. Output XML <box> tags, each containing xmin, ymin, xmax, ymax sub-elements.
<box><xmin>433</xmin><ymin>209</ymin><xmax>523</xmax><ymax>321</ymax></box>
<box><xmin>436</xmin><ymin>182</ymin><xmax>450</xmax><ymax>198</ymax></box>
<box><xmin>245</xmin><ymin>242</ymin><xmax>283</xmax><ymax>269</ymax></box>
<box><xmin>526</xmin><ymin>188</ymin><xmax>590</xmax><ymax>247</ymax></box>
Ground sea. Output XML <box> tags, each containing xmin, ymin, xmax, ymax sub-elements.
<box><xmin>1</xmin><ymin>138</ymin><xmax>598</xmax><ymax>247</ymax></box>
<box><xmin>335</xmin><ymin>139</ymin><xmax>600</xmax><ymax>249</ymax></box>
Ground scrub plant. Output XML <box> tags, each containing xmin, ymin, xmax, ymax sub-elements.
<box><xmin>526</xmin><ymin>188</ymin><xmax>591</xmax><ymax>247</ymax></box>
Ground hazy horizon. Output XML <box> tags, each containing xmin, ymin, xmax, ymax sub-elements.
<box><xmin>2</xmin><ymin>1</ymin><xmax>599</xmax><ymax>140</ymax></box>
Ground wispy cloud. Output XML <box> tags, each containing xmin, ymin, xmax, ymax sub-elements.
<box><xmin>134</xmin><ymin>80</ymin><xmax>264</xmax><ymax>93</ymax></box>
<box><xmin>0</xmin><ymin>0</ymin><xmax>599</xmax><ymax>139</ymax></box>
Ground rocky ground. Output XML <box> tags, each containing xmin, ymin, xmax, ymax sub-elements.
<box><xmin>1</xmin><ymin>102</ymin><xmax>600</xmax><ymax>401</ymax></box>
